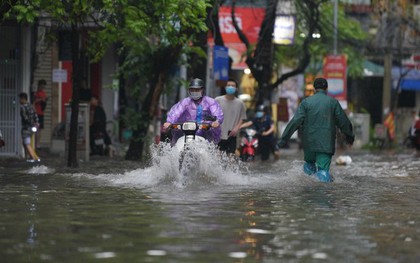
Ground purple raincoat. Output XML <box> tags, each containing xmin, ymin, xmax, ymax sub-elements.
<box><xmin>166</xmin><ymin>96</ymin><xmax>224</xmax><ymax>144</ymax></box>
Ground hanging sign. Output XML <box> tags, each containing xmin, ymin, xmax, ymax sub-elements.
<box><xmin>217</xmin><ymin>6</ymin><xmax>265</xmax><ymax>69</ymax></box>
<box><xmin>323</xmin><ymin>54</ymin><xmax>347</xmax><ymax>102</ymax></box>
<box><xmin>213</xmin><ymin>45</ymin><xmax>229</xmax><ymax>80</ymax></box>
<box><xmin>273</xmin><ymin>15</ymin><xmax>296</xmax><ymax>45</ymax></box>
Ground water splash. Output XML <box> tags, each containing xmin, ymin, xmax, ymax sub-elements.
<box><xmin>77</xmin><ymin>141</ymin><xmax>252</xmax><ymax>189</ymax></box>
<box><xmin>27</xmin><ymin>165</ymin><xmax>55</xmax><ymax>175</ymax></box>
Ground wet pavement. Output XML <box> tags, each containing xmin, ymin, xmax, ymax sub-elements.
<box><xmin>1</xmin><ymin>144</ymin><xmax>420</xmax><ymax>262</ymax></box>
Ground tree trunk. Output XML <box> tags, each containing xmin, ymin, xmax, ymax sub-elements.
<box><xmin>231</xmin><ymin>0</ymin><xmax>277</xmax><ymax>103</ymax></box>
<box><xmin>67</xmin><ymin>24</ymin><xmax>83</xmax><ymax>168</ymax></box>
<box><xmin>125</xmin><ymin>72</ymin><xmax>168</xmax><ymax>161</ymax></box>
<box><xmin>125</xmin><ymin>46</ymin><xmax>181</xmax><ymax>161</ymax></box>
<box><xmin>382</xmin><ymin>53</ymin><xmax>392</xmax><ymax>121</ymax></box>
<box><xmin>229</xmin><ymin>0</ymin><xmax>320</xmax><ymax>103</ymax></box>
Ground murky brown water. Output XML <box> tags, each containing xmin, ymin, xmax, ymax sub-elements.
<box><xmin>1</xmin><ymin>146</ymin><xmax>420</xmax><ymax>263</ymax></box>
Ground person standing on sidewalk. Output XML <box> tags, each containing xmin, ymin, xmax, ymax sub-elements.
<box><xmin>0</xmin><ymin>129</ymin><xmax>4</xmax><ymax>148</ymax></box>
<box><xmin>414</xmin><ymin>109</ymin><xmax>420</xmax><ymax>153</ymax></box>
<box><xmin>19</xmin><ymin>92</ymin><xmax>40</xmax><ymax>162</ymax></box>
<box><xmin>33</xmin><ymin>79</ymin><xmax>48</xmax><ymax>149</ymax></box>
<box><xmin>215</xmin><ymin>78</ymin><xmax>247</xmax><ymax>155</ymax></box>
<box><xmin>277</xmin><ymin>78</ymin><xmax>354</xmax><ymax>182</ymax></box>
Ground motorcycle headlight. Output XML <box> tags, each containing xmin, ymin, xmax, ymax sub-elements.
<box><xmin>31</xmin><ymin>126</ymin><xmax>38</xmax><ymax>133</ymax></box>
<box><xmin>246</xmin><ymin>128</ymin><xmax>256</xmax><ymax>136</ymax></box>
<box><xmin>182</xmin><ymin>122</ymin><xmax>197</xmax><ymax>131</ymax></box>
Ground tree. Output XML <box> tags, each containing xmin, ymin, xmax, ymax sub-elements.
<box><xmin>370</xmin><ymin>1</ymin><xmax>420</xmax><ymax>115</ymax></box>
<box><xmin>218</xmin><ymin>0</ymin><xmax>368</xmax><ymax>103</ymax></box>
<box><xmin>4</xmin><ymin>0</ymin><xmax>210</xmax><ymax>164</ymax></box>
<box><xmin>4</xmin><ymin>0</ymin><xmax>104</xmax><ymax>167</ymax></box>
<box><xmin>0</xmin><ymin>0</ymin><xmax>17</xmax><ymax>21</ymax></box>
<box><xmin>96</xmin><ymin>0</ymin><xmax>209</xmax><ymax>160</ymax></box>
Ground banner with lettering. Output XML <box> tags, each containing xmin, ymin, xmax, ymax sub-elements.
<box><xmin>218</xmin><ymin>7</ymin><xmax>265</xmax><ymax>69</ymax></box>
<box><xmin>323</xmin><ymin>54</ymin><xmax>347</xmax><ymax>102</ymax></box>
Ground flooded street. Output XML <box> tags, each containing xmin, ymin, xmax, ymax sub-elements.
<box><xmin>1</xmin><ymin>145</ymin><xmax>420</xmax><ymax>263</ymax></box>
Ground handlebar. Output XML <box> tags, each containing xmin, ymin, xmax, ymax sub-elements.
<box><xmin>169</xmin><ymin>122</ymin><xmax>212</xmax><ymax>131</ymax></box>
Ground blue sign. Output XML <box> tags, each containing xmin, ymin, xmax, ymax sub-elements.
<box><xmin>213</xmin><ymin>45</ymin><xmax>229</xmax><ymax>80</ymax></box>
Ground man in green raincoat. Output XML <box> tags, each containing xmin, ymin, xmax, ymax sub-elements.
<box><xmin>278</xmin><ymin>78</ymin><xmax>354</xmax><ymax>182</ymax></box>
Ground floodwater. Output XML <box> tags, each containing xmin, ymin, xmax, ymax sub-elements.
<box><xmin>1</xmin><ymin>142</ymin><xmax>420</xmax><ymax>263</ymax></box>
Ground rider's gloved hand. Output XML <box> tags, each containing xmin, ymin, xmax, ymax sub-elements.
<box><xmin>163</xmin><ymin>122</ymin><xmax>171</xmax><ymax>130</ymax></box>
<box><xmin>211</xmin><ymin>121</ymin><xmax>220</xmax><ymax>128</ymax></box>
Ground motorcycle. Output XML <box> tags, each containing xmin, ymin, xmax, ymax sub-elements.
<box><xmin>239</xmin><ymin>127</ymin><xmax>259</xmax><ymax>162</ymax></box>
<box><xmin>169</xmin><ymin>117</ymin><xmax>215</xmax><ymax>174</ymax></box>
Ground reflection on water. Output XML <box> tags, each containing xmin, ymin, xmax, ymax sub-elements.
<box><xmin>1</xmin><ymin>146</ymin><xmax>420</xmax><ymax>262</ymax></box>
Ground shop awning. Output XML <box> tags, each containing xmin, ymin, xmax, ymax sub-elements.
<box><xmin>363</xmin><ymin>60</ymin><xmax>384</xmax><ymax>76</ymax></box>
<box><xmin>392</xmin><ymin>67</ymin><xmax>420</xmax><ymax>91</ymax></box>
<box><xmin>400</xmin><ymin>79</ymin><xmax>420</xmax><ymax>91</ymax></box>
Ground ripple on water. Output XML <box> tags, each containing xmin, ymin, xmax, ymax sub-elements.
<box><xmin>146</xmin><ymin>250</ymin><xmax>167</xmax><ymax>256</ymax></box>
<box><xmin>228</xmin><ymin>252</ymin><xmax>247</xmax><ymax>258</ymax></box>
<box><xmin>93</xmin><ymin>252</ymin><xmax>116</xmax><ymax>259</ymax></box>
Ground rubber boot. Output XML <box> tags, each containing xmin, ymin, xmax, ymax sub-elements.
<box><xmin>316</xmin><ymin>170</ymin><xmax>333</xmax><ymax>182</ymax></box>
<box><xmin>303</xmin><ymin>162</ymin><xmax>317</xmax><ymax>175</ymax></box>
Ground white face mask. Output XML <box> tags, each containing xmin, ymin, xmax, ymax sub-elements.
<box><xmin>189</xmin><ymin>90</ymin><xmax>202</xmax><ymax>100</ymax></box>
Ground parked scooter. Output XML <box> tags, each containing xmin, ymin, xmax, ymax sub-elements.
<box><xmin>239</xmin><ymin>127</ymin><xmax>259</xmax><ymax>162</ymax></box>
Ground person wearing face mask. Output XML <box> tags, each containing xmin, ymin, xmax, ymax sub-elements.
<box><xmin>163</xmin><ymin>78</ymin><xmax>224</xmax><ymax>145</ymax></box>
<box><xmin>215</xmin><ymin>78</ymin><xmax>247</xmax><ymax>155</ymax></box>
<box><xmin>240</xmin><ymin>104</ymin><xmax>280</xmax><ymax>161</ymax></box>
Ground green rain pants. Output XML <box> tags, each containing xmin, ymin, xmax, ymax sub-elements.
<box><xmin>304</xmin><ymin>150</ymin><xmax>333</xmax><ymax>172</ymax></box>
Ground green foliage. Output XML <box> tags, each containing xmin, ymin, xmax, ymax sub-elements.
<box><xmin>5</xmin><ymin>0</ymin><xmax>210</xmax><ymax>160</ymax></box>
<box><xmin>121</xmin><ymin>108</ymin><xmax>149</xmax><ymax>140</ymax></box>
<box><xmin>274</xmin><ymin>1</ymin><xmax>369</xmax><ymax>78</ymax></box>
<box><xmin>89</xmin><ymin>0</ymin><xmax>209</xmax><ymax>84</ymax></box>
<box><xmin>5</xmin><ymin>0</ymin><xmax>209</xmax><ymax>77</ymax></box>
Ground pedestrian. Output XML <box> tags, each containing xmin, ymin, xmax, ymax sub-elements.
<box><xmin>89</xmin><ymin>96</ymin><xmax>112</xmax><ymax>156</ymax></box>
<box><xmin>0</xmin><ymin>129</ymin><xmax>5</xmax><ymax>148</ymax></box>
<box><xmin>414</xmin><ymin>109</ymin><xmax>420</xmax><ymax>152</ymax></box>
<box><xmin>19</xmin><ymin>92</ymin><xmax>40</xmax><ymax>162</ymax></box>
<box><xmin>241</xmin><ymin>104</ymin><xmax>280</xmax><ymax>161</ymax></box>
<box><xmin>405</xmin><ymin>109</ymin><xmax>419</xmax><ymax>148</ymax></box>
<box><xmin>277</xmin><ymin>78</ymin><xmax>354</xmax><ymax>182</ymax></box>
<box><xmin>33</xmin><ymin>79</ymin><xmax>48</xmax><ymax>149</ymax></box>
<box><xmin>215</xmin><ymin>78</ymin><xmax>247</xmax><ymax>155</ymax></box>
<box><xmin>163</xmin><ymin>78</ymin><xmax>224</xmax><ymax>145</ymax></box>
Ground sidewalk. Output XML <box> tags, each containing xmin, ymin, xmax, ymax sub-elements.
<box><xmin>0</xmin><ymin>146</ymin><xmax>144</xmax><ymax>174</ymax></box>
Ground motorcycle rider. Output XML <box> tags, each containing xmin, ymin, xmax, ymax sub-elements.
<box><xmin>163</xmin><ymin>78</ymin><xmax>224</xmax><ymax>145</ymax></box>
<box><xmin>241</xmin><ymin>105</ymin><xmax>280</xmax><ymax>161</ymax></box>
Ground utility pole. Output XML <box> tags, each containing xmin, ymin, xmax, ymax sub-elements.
<box><xmin>382</xmin><ymin>0</ymin><xmax>393</xmax><ymax>121</ymax></box>
<box><xmin>382</xmin><ymin>53</ymin><xmax>392</xmax><ymax>119</ymax></box>
<box><xmin>333</xmin><ymin>0</ymin><xmax>338</xmax><ymax>55</ymax></box>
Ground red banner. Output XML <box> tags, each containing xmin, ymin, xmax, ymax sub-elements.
<box><xmin>217</xmin><ymin>7</ymin><xmax>265</xmax><ymax>69</ymax></box>
<box><xmin>323</xmin><ymin>54</ymin><xmax>347</xmax><ymax>102</ymax></box>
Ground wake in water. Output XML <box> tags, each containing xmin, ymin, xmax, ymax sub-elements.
<box><xmin>77</xmin><ymin>141</ymin><xmax>254</xmax><ymax>189</ymax></box>
<box><xmin>147</xmin><ymin>141</ymin><xmax>250</xmax><ymax>187</ymax></box>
